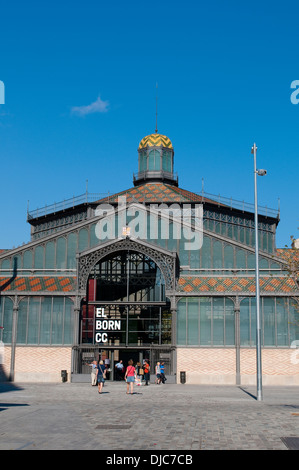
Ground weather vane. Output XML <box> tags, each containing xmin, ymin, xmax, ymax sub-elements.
<box><xmin>155</xmin><ymin>82</ymin><xmax>158</xmax><ymax>133</ymax></box>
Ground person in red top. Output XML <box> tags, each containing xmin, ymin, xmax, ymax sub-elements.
<box><xmin>125</xmin><ymin>359</ymin><xmax>136</xmax><ymax>395</ymax></box>
<box><xmin>143</xmin><ymin>360</ymin><xmax>150</xmax><ymax>386</ymax></box>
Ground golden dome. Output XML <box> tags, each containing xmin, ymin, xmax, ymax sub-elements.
<box><xmin>138</xmin><ymin>133</ymin><xmax>173</xmax><ymax>150</ymax></box>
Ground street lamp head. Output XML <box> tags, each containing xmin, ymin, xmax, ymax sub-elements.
<box><xmin>251</xmin><ymin>143</ymin><xmax>257</xmax><ymax>154</ymax></box>
<box><xmin>257</xmin><ymin>169</ymin><xmax>267</xmax><ymax>176</ymax></box>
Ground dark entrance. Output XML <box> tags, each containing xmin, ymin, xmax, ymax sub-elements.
<box><xmin>73</xmin><ymin>249</ymin><xmax>175</xmax><ymax>382</ymax></box>
<box><xmin>72</xmin><ymin>345</ymin><xmax>175</xmax><ymax>382</ymax></box>
<box><xmin>80</xmin><ymin>250</ymin><xmax>172</xmax><ymax>347</ymax></box>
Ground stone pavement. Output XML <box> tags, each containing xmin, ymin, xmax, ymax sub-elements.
<box><xmin>1</xmin><ymin>380</ymin><xmax>299</xmax><ymax>450</ymax></box>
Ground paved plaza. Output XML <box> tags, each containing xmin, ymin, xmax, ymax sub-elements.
<box><xmin>1</xmin><ymin>380</ymin><xmax>299</xmax><ymax>451</ymax></box>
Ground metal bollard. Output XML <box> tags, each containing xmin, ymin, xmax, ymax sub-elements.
<box><xmin>61</xmin><ymin>370</ymin><xmax>67</xmax><ymax>382</ymax></box>
<box><xmin>180</xmin><ymin>371</ymin><xmax>186</xmax><ymax>384</ymax></box>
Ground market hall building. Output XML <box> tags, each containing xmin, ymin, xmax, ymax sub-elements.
<box><xmin>0</xmin><ymin>131</ymin><xmax>299</xmax><ymax>385</ymax></box>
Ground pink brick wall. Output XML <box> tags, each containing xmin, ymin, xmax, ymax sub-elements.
<box><xmin>2</xmin><ymin>346</ymin><xmax>72</xmax><ymax>382</ymax></box>
<box><xmin>177</xmin><ymin>348</ymin><xmax>299</xmax><ymax>385</ymax></box>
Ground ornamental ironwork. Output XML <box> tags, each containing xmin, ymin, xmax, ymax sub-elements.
<box><xmin>77</xmin><ymin>238</ymin><xmax>177</xmax><ymax>295</ymax></box>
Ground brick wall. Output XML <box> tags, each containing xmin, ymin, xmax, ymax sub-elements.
<box><xmin>2</xmin><ymin>346</ymin><xmax>72</xmax><ymax>383</ymax></box>
<box><xmin>177</xmin><ymin>348</ymin><xmax>299</xmax><ymax>385</ymax></box>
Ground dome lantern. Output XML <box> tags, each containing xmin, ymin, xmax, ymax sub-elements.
<box><xmin>133</xmin><ymin>132</ymin><xmax>178</xmax><ymax>186</ymax></box>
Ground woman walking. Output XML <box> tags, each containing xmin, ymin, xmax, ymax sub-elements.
<box><xmin>125</xmin><ymin>359</ymin><xmax>136</xmax><ymax>395</ymax></box>
<box><xmin>96</xmin><ymin>360</ymin><xmax>106</xmax><ymax>394</ymax></box>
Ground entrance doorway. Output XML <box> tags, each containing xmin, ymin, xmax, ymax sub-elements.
<box><xmin>73</xmin><ymin>248</ymin><xmax>175</xmax><ymax>382</ymax></box>
<box><xmin>72</xmin><ymin>346</ymin><xmax>175</xmax><ymax>382</ymax></box>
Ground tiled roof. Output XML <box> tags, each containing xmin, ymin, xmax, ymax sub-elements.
<box><xmin>178</xmin><ymin>276</ymin><xmax>298</xmax><ymax>294</ymax></box>
<box><xmin>1</xmin><ymin>275</ymin><xmax>297</xmax><ymax>295</ymax></box>
<box><xmin>0</xmin><ymin>277</ymin><xmax>76</xmax><ymax>292</ymax></box>
<box><xmin>138</xmin><ymin>133</ymin><xmax>173</xmax><ymax>149</ymax></box>
<box><xmin>276</xmin><ymin>248</ymin><xmax>299</xmax><ymax>263</ymax></box>
<box><xmin>97</xmin><ymin>182</ymin><xmax>225</xmax><ymax>206</ymax></box>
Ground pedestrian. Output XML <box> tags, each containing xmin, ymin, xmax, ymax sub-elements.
<box><xmin>96</xmin><ymin>360</ymin><xmax>106</xmax><ymax>394</ymax></box>
<box><xmin>143</xmin><ymin>360</ymin><xmax>150</xmax><ymax>385</ymax></box>
<box><xmin>155</xmin><ymin>361</ymin><xmax>161</xmax><ymax>384</ymax></box>
<box><xmin>135</xmin><ymin>362</ymin><xmax>143</xmax><ymax>386</ymax></box>
<box><xmin>160</xmin><ymin>361</ymin><xmax>167</xmax><ymax>384</ymax></box>
<box><xmin>115</xmin><ymin>360</ymin><xmax>124</xmax><ymax>381</ymax></box>
<box><xmin>89</xmin><ymin>360</ymin><xmax>98</xmax><ymax>386</ymax></box>
<box><xmin>125</xmin><ymin>359</ymin><xmax>136</xmax><ymax>395</ymax></box>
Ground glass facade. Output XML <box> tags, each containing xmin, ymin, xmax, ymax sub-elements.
<box><xmin>240</xmin><ymin>297</ymin><xmax>299</xmax><ymax>347</ymax></box>
<box><xmin>0</xmin><ymin>296</ymin><xmax>74</xmax><ymax>345</ymax></box>
<box><xmin>0</xmin><ymin>215</ymin><xmax>281</xmax><ymax>276</ymax></box>
<box><xmin>177</xmin><ymin>297</ymin><xmax>235</xmax><ymax>346</ymax></box>
<box><xmin>177</xmin><ymin>296</ymin><xmax>299</xmax><ymax>348</ymax></box>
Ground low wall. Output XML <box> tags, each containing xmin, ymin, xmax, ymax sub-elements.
<box><xmin>177</xmin><ymin>348</ymin><xmax>299</xmax><ymax>386</ymax></box>
<box><xmin>2</xmin><ymin>345</ymin><xmax>72</xmax><ymax>383</ymax></box>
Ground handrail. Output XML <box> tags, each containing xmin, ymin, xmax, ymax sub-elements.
<box><xmin>27</xmin><ymin>188</ymin><xmax>280</xmax><ymax>221</ymax></box>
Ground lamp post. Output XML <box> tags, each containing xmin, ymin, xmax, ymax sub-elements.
<box><xmin>251</xmin><ymin>143</ymin><xmax>266</xmax><ymax>401</ymax></box>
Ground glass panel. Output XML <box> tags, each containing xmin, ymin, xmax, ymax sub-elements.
<box><xmin>270</xmin><ymin>262</ymin><xmax>281</xmax><ymax>274</ymax></box>
<box><xmin>236</xmin><ymin>249</ymin><xmax>246</xmax><ymax>269</ymax></box>
<box><xmin>148</xmin><ymin>150</ymin><xmax>155</xmax><ymax>171</ymax></box>
<box><xmin>56</xmin><ymin>237</ymin><xmax>66</xmax><ymax>269</ymax></box>
<box><xmin>263</xmin><ymin>297</ymin><xmax>275</xmax><ymax>346</ymax></box>
<box><xmin>289</xmin><ymin>299</ymin><xmax>299</xmax><ymax>345</ymax></box>
<box><xmin>23</xmin><ymin>250</ymin><xmax>33</xmax><ymax>270</ymax></box>
<box><xmin>52</xmin><ymin>298</ymin><xmax>64</xmax><ymax>344</ymax></box>
<box><xmin>162</xmin><ymin>150</ymin><xmax>172</xmax><ymax>172</ymax></box>
<box><xmin>167</xmin><ymin>223</ymin><xmax>178</xmax><ymax>252</ymax></box>
<box><xmin>259</xmin><ymin>257</ymin><xmax>269</xmax><ymax>271</ymax></box>
<box><xmin>262</xmin><ymin>232</ymin><xmax>268</xmax><ymax>251</ymax></box>
<box><xmin>247</xmin><ymin>253</ymin><xmax>255</xmax><ymax>270</ymax></box>
<box><xmin>27</xmin><ymin>297</ymin><xmax>40</xmax><ymax>344</ymax></box>
<box><xmin>268</xmin><ymin>234</ymin><xmax>273</xmax><ymax>253</ymax></box>
<box><xmin>139</xmin><ymin>151</ymin><xmax>147</xmax><ymax>172</ymax></box>
<box><xmin>245</xmin><ymin>228</ymin><xmax>251</xmax><ymax>246</ymax></box>
<box><xmin>213</xmin><ymin>297</ymin><xmax>224</xmax><ymax>345</ymax></box>
<box><xmin>190</xmin><ymin>249</ymin><xmax>200</xmax><ymax>269</ymax></box>
<box><xmin>240</xmin><ymin>298</ymin><xmax>250</xmax><ymax>346</ymax></box>
<box><xmin>177</xmin><ymin>300</ymin><xmax>186</xmax><ymax>345</ymax></box>
<box><xmin>64</xmin><ymin>298</ymin><xmax>74</xmax><ymax>344</ymax></box>
<box><xmin>17</xmin><ymin>299</ymin><xmax>28</xmax><ymax>344</ymax></box>
<box><xmin>201</xmin><ymin>237</ymin><xmax>211</xmax><ymax>269</ymax></box>
<box><xmin>90</xmin><ymin>224</ymin><xmax>98</xmax><ymax>247</ymax></box>
<box><xmin>179</xmin><ymin>236</ymin><xmax>189</xmax><ymax>266</ymax></box>
<box><xmin>200</xmin><ymin>297</ymin><xmax>211</xmax><ymax>345</ymax></box>
<box><xmin>78</xmin><ymin>228</ymin><xmax>88</xmax><ymax>252</ymax></box>
<box><xmin>187</xmin><ymin>298</ymin><xmax>199</xmax><ymax>345</ymax></box>
<box><xmin>40</xmin><ymin>297</ymin><xmax>52</xmax><ymax>344</ymax></box>
<box><xmin>34</xmin><ymin>246</ymin><xmax>44</xmax><ymax>270</ymax></box>
<box><xmin>225</xmin><ymin>298</ymin><xmax>235</xmax><ymax>346</ymax></box>
<box><xmin>239</xmin><ymin>227</ymin><xmax>245</xmax><ymax>244</ymax></box>
<box><xmin>2</xmin><ymin>297</ymin><xmax>13</xmax><ymax>344</ymax></box>
<box><xmin>45</xmin><ymin>242</ymin><xmax>55</xmax><ymax>269</ymax></box>
<box><xmin>212</xmin><ymin>240</ymin><xmax>222</xmax><ymax>270</ymax></box>
<box><xmin>224</xmin><ymin>245</ymin><xmax>234</xmax><ymax>270</ymax></box>
<box><xmin>67</xmin><ymin>233</ymin><xmax>77</xmax><ymax>269</ymax></box>
<box><xmin>1</xmin><ymin>259</ymin><xmax>11</xmax><ymax>276</ymax></box>
<box><xmin>276</xmin><ymin>298</ymin><xmax>288</xmax><ymax>346</ymax></box>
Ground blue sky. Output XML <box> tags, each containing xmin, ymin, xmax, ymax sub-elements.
<box><xmin>0</xmin><ymin>0</ymin><xmax>298</xmax><ymax>249</ymax></box>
